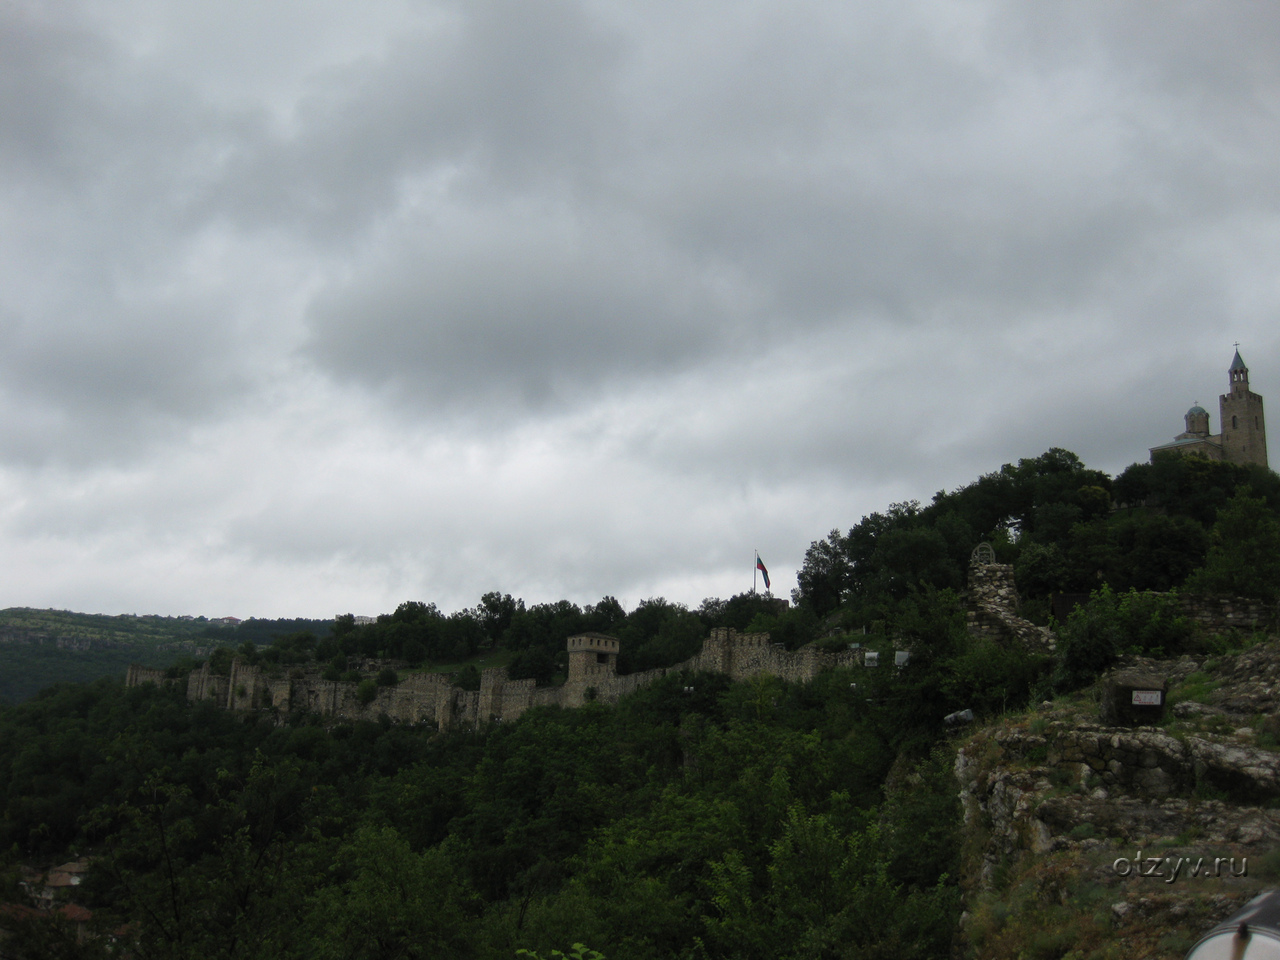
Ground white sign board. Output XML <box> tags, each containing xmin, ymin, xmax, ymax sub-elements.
<box><xmin>1131</xmin><ymin>690</ymin><xmax>1162</xmax><ymax>706</ymax></box>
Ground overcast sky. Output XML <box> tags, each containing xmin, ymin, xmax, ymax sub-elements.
<box><xmin>2</xmin><ymin>1</ymin><xmax>1278</xmax><ymax>619</ymax></box>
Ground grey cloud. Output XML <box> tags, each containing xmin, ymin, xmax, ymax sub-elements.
<box><xmin>211</xmin><ymin>0</ymin><xmax>626</xmax><ymax>238</ymax></box>
<box><xmin>290</xmin><ymin>0</ymin><xmax>1280</xmax><ymax>414</ymax></box>
<box><xmin>4</xmin><ymin>0</ymin><xmax>1280</xmax><ymax>617</ymax></box>
<box><xmin>303</xmin><ymin>203</ymin><xmax>734</xmax><ymax>407</ymax></box>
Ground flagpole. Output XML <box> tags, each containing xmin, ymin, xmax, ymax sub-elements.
<box><xmin>753</xmin><ymin>550</ymin><xmax>757</xmax><ymax>594</ymax></box>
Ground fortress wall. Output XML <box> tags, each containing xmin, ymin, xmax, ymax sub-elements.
<box><xmin>125</xmin><ymin>665</ymin><xmax>167</xmax><ymax>687</ymax></box>
<box><xmin>227</xmin><ymin>661</ymin><xmax>262</xmax><ymax>710</ymax></box>
<box><xmin>1176</xmin><ymin>595</ymin><xmax>1276</xmax><ymax>631</ymax></box>
<box><xmin>187</xmin><ymin>664</ymin><xmax>229</xmax><ymax>703</ymax></box>
<box><xmin>453</xmin><ymin>689</ymin><xmax>479</xmax><ymax>727</ymax></box>
<box><xmin>497</xmin><ymin>677</ymin><xmax>537</xmax><ymax>722</ymax></box>
<box><xmin>531</xmin><ymin>687</ymin><xmax>563</xmax><ymax>709</ymax></box>
<box><xmin>174</xmin><ymin>626</ymin><xmax>869</xmax><ymax>729</ymax></box>
<box><xmin>477</xmin><ymin>667</ymin><xmax>507</xmax><ymax>720</ymax></box>
<box><xmin>268</xmin><ymin>680</ymin><xmax>292</xmax><ymax>710</ymax></box>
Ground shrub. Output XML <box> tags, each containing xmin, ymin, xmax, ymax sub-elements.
<box><xmin>1051</xmin><ymin>586</ymin><xmax>1193</xmax><ymax>691</ymax></box>
<box><xmin>356</xmin><ymin>679</ymin><xmax>378</xmax><ymax>704</ymax></box>
<box><xmin>376</xmin><ymin>667</ymin><xmax>399</xmax><ymax>687</ymax></box>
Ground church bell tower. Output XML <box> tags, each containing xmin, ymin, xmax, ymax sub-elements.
<box><xmin>1219</xmin><ymin>349</ymin><xmax>1268</xmax><ymax>469</ymax></box>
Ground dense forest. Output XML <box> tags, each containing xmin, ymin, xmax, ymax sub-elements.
<box><xmin>2</xmin><ymin>448</ymin><xmax>1278</xmax><ymax>959</ymax></box>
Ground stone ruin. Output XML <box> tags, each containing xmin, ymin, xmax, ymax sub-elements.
<box><xmin>128</xmin><ymin>626</ymin><xmax>870</xmax><ymax>731</ymax></box>
<box><xmin>965</xmin><ymin>543</ymin><xmax>1056</xmax><ymax>651</ymax></box>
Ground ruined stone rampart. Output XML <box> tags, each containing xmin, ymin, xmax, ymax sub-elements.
<box><xmin>1175</xmin><ymin>595</ymin><xmax>1277</xmax><ymax>632</ymax></box>
<box><xmin>124</xmin><ymin>665</ymin><xmax>168</xmax><ymax>688</ymax></box>
<box><xmin>965</xmin><ymin>558</ymin><xmax>1056</xmax><ymax>652</ymax></box>
<box><xmin>127</xmin><ymin>626</ymin><xmax>867</xmax><ymax>730</ymax></box>
<box><xmin>187</xmin><ymin>664</ymin><xmax>229</xmax><ymax>703</ymax></box>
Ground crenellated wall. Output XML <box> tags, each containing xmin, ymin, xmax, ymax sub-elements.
<box><xmin>125</xmin><ymin>665</ymin><xmax>168</xmax><ymax>687</ymax></box>
<box><xmin>128</xmin><ymin>627</ymin><xmax>870</xmax><ymax>729</ymax></box>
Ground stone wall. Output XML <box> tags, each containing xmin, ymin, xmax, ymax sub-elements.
<box><xmin>128</xmin><ymin>626</ymin><xmax>870</xmax><ymax>730</ymax></box>
<box><xmin>966</xmin><ymin>560</ymin><xmax>1056</xmax><ymax>651</ymax></box>
<box><xmin>1176</xmin><ymin>595</ymin><xmax>1277</xmax><ymax>632</ymax></box>
<box><xmin>187</xmin><ymin>663</ymin><xmax>229</xmax><ymax>703</ymax></box>
<box><xmin>124</xmin><ymin>665</ymin><xmax>168</xmax><ymax>687</ymax></box>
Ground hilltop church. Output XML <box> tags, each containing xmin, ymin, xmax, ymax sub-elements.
<box><xmin>1149</xmin><ymin>350</ymin><xmax>1269</xmax><ymax>469</ymax></box>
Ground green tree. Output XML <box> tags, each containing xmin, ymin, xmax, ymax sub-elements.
<box><xmin>1185</xmin><ymin>487</ymin><xmax>1280</xmax><ymax>602</ymax></box>
<box><xmin>302</xmin><ymin>826</ymin><xmax>474</xmax><ymax>960</ymax></box>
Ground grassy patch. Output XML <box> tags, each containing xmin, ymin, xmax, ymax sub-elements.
<box><xmin>1169</xmin><ymin>671</ymin><xmax>1221</xmax><ymax>706</ymax></box>
<box><xmin>413</xmin><ymin>647</ymin><xmax>516</xmax><ymax>677</ymax></box>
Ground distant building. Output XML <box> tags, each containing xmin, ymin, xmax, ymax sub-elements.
<box><xmin>1150</xmin><ymin>350</ymin><xmax>1269</xmax><ymax>469</ymax></box>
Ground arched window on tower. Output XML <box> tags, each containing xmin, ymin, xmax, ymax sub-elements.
<box><xmin>1232</xmin><ymin>415</ymin><xmax>1238</xmax><ymax>429</ymax></box>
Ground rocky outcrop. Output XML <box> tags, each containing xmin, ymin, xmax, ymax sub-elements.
<box><xmin>956</xmin><ymin>642</ymin><xmax>1280</xmax><ymax>914</ymax></box>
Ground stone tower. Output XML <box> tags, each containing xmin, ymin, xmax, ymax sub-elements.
<box><xmin>1219</xmin><ymin>349</ymin><xmax>1268</xmax><ymax>469</ymax></box>
<box><xmin>566</xmin><ymin>633</ymin><xmax>619</xmax><ymax>683</ymax></box>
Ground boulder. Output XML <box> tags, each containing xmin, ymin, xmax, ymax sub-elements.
<box><xmin>1100</xmin><ymin>670</ymin><xmax>1168</xmax><ymax>726</ymax></box>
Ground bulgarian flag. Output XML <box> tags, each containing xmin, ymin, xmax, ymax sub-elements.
<box><xmin>755</xmin><ymin>552</ymin><xmax>770</xmax><ymax>590</ymax></box>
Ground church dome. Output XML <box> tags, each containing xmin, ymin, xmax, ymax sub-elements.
<box><xmin>1187</xmin><ymin>404</ymin><xmax>1207</xmax><ymax>416</ymax></box>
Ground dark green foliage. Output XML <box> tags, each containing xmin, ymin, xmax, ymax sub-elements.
<box><xmin>375</xmin><ymin>667</ymin><xmax>399</xmax><ymax>687</ymax></box>
<box><xmin>741</xmin><ymin>605</ymin><xmax>819</xmax><ymax>651</ymax></box>
<box><xmin>0</xmin><ymin>642</ymin><xmax>172</xmax><ymax>707</ymax></box>
<box><xmin>1051</xmin><ymin>586</ymin><xmax>1194</xmax><ymax>691</ymax></box>
<box><xmin>1115</xmin><ymin>456</ymin><xmax>1280</xmax><ymax>527</ymax></box>
<box><xmin>697</xmin><ymin>593</ymin><xmax>783</xmax><ymax>632</ymax></box>
<box><xmin>793</xmin><ymin>531</ymin><xmax>853</xmax><ymax>615</ymax></box>
<box><xmin>0</xmin><ymin>655</ymin><xmax>966</xmax><ymax>960</ymax></box>
<box><xmin>794</xmin><ymin>450</ymin><xmax>1112</xmax><ymax>612</ymax></box>
<box><xmin>507</xmin><ymin>647</ymin><xmax>560</xmax><ymax>686</ymax></box>
<box><xmin>356</xmin><ymin>679</ymin><xmax>378</xmax><ymax>704</ymax></box>
<box><xmin>478</xmin><ymin>592</ymin><xmax>522</xmax><ymax>644</ymax></box>
<box><xmin>1059</xmin><ymin>512</ymin><xmax>1208</xmax><ymax>594</ymax></box>
<box><xmin>795</xmin><ymin>447</ymin><xmax>1274</xmax><ymax>627</ymax></box>
<box><xmin>207</xmin><ymin>646</ymin><xmax>235</xmax><ymax>675</ymax></box>
<box><xmin>454</xmin><ymin>664</ymin><xmax>482</xmax><ymax>691</ymax></box>
<box><xmin>1185</xmin><ymin>487</ymin><xmax>1280</xmax><ymax>602</ymax></box>
<box><xmin>615</xmin><ymin>601</ymin><xmax>706</xmax><ymax>673</ymax></box>
<box><xmin>303</xmin><ymin>826</ymin><xmax>476</xmax><ymax>960</ymax></box>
